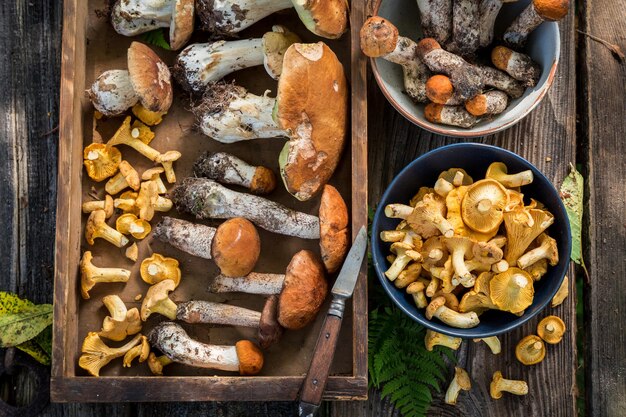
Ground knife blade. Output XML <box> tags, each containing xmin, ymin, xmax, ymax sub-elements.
<box><xmin>297</xmin><ymin>226</ymin><xmax>368</xmax><ymax>417</ymax></box>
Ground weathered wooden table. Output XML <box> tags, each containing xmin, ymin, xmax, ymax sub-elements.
<box><xmin>1</xmin><ymin>0</ymin><xmax>624</xmax><ymax>416</ymax></box>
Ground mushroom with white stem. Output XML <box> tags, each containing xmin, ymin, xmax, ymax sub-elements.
<box><xmin>98</xmin><ymin>295</ymin><xmax>142</xmax><ymax>341</ymax></box>
<box><xmin>465</xmin><ymin>91</ymin><xmax>509</xmax><ymax>117</ymax></box>
<box><xmin>486</xmin><ymin>162</ymin><xmax>534</xmax><ymax>188</ymax></box>
<box><xmin>193</xmin><ymin>151</ymin><xmax>277</xmax><ymax>195</ymax></box>
<box><xmin>148</xmin><ymin>322</ymin><xmax>264</xmax><ymax>375</ymax></box>
<box><xmin>503</xmin><ymin>0</ymin><xmax>570</xmax><ymax>48</ymax></box>
<box><xmin>153</xmin><ymin>217</ymin><xmax>261</xmax><ymax>277</ymax></box>
<box><xmin>473</xmin><ymin>336</ymin><xmax>501</xmax><ymax>354</ymax></box>
<box><xmin>425</xmin><ymin>103</ymin><xmax>481</xmax><ymax>128</ymax></box>
<box><xmin>385</xmin><ymin>194</ymin><xmax>455</xmax><ymax>238</ymax></box>
<box><xmin>449</xmin><ymin>0</ymin><xmax>480</xmax><ymax>56</ymax></box>
<box><xmin>78</xmin><ymin>332</ymin><xmax>143</xmax><ymax>377</ymax></box>
<box><xmin>492</xmin><ymin>46</ymin><xmax>541</xmax><ymax>87</ymax></box>
<box><xmin>416</xmin><ymin>0</ymin><xmax>452</xmax><ymax>44</ymax></box>
<box><xmin>490</xmin><ymin>371</ymin><xmax>528</xmax><ymax>399</ymax></box>
<box><xmin>80</xmin><ymin>251</ymin><xmax>131</xmax><ymax>300</ymax></box>
<box><xmin>88</xmin><ymin>42</ymin><xmax>173</xmax><ymax>117</ymax></box>
<box><xmin>195</xmin><ymin>0</ymin><xmax>348</xmax><ymax>39</ymax></box>
<box><xmin>384</xmin><ymin>231</ymin><xmax>422</xmax><ymax>281</ymax></box>
<box><xmin>424</xmin><ymin>329</ymin><xmax>462</xmax><ymax>351</ymax></box>
<box><xmin>360</xmin><ymin>16</ymin><xmax>431</xmax><ymax>103</ymax></box>
<box><xmin>173</xmin><ymin>26</ymin><xmax>300</xmax><ymax>93</ymax></box>
<box><xmin>426</xmin><ymin>296</ymin><xmax>480</xmax><ymax>328</ymax></box>
<box><xmin>516</xmin><ymin>233</ymin><xmax>559</xmax><ymax>269</ymax></box>
<box><xmin>209</xmin><ymin>250</ymin><xmax>327</xmax><ymax>330</ymax></box>
<box><xmin>406</xmin><ymin>281</ymin><xmax>428</xmax><ymax>308</ymax></box>
<box><xmin>110</xmin><ymin>0</ymin><xmax>194</xmax><ymax>50</ymax></box>
<box><xmin>192</xmin><ymin>42</ymin><xmax>347</xmax><ymax>202</ymax></box>
<box><xmin>85</xmin><ymin>209</ymin><xmax>130</xmax><ymax>248</ymax></box>
<box><xmin>155</xmin><ymin>151</ymin><xmax>181</xmax><ymax>184</ymax></box>
<box><xmin>444</xmin><ymin>236</ymin><xmax>478</xmax><ymax>287</ymax></box>
<box><xmin>479</xmin><ymin>0</ymin><xmax>519</xmax><ymax>48</ymax></box>
<box><xmin>172</xmin><ymin>179</ymin><xmax>348</xmax><ymax>273</ymax></box>
<box><xmin>503</xmin><ymin>207</ymin><xmax>554</xmax><ymax>264</ymax></box>
<box><xmin>537</xmin><ymin>315</ymin><xmax>566</xmax><ymax>344</ymax></box>
<box><xmin>82</xmin><ymin>195</ymin><xmax>114</xmax><ymax>218</ymax></box>
<box><xmin>478</xmin><ymin>65</ymin><xmax>526</xmax><ymax>99</ymax></box>
<box><xmin>515</xmin><ymin>334</ymin><xmax>546</xmax><ymax>365</ymax></box>
<box><xmin>105</xmin><ymin>161</ymin><xmax>140</xmax><ymax>195</ymax></box>
<box><xmin>445</xmin><ymin>367</ymin><xmax>472</xmax><ymax>405</ymax></box>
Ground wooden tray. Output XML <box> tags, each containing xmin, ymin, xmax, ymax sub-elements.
<box><xmin>51</xmin><ymin>0</ymin><xmax>368</xmax><ymax>403</ymax></box>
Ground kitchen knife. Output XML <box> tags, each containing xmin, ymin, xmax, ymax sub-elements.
<box><xmin>298</xmin><ymin>226</ymin><xmax>368</xmax><ymax>417</ymax></box>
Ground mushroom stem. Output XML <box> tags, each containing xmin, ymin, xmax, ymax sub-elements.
<box><xmin>449</xmin><ymin>0</ymin><xmax>480</xmax><ymax>56</ymax></box>
<box><xmin>424</xmin><ymin>329</ymin><xmax>462</xmax><ymax>351</ymax></box>
<box><xmin>416</xmin><ymin>0</ymin><xmax>452</xmax><ymax>44</ymax></box>
<box><xmin>85</xmin><ymin>210</ymin><xmax>129</xmax><ymax>247</ymax></box>
<box><xmin>210</xmin><ymin>273</ymin><xmax>285</xmax><ymax>295</ymax></box>
<box><xmin>82</xmin><ymin>195</ymin><xmax>114</xmax><ymax>218</ymax></box>
<box><xmin>426</xmin><ymin>297</ymin><xmax>480</xmax><ymax>328</ymax></box>
<box><xmin>490</xmin><ymin>371</ymin><xmax>528</xmax><ymax>398</ymax></box>
<box><xmin>153</xmin><ymin>217</ymin><xmax>216</xmax><ymax>260</ymax></box>
<box><xmin>196</xmin><ymin>0</ymin><xmax>293</xmax><ymax>36</ymax></box>
<box><xmin>478</xmin><ymin>65</ymin><xmax>525</xmax><ymax>99</ymax></box>
<box><xmin>444</xmin><ymin>367</ymin><xmax>471</xmax><ymax>405</ymax></box>
<box><xmin>384</xmin><ymin>204</ymin><xmax>414</xmax><ymax>219</ymax></box>
<box><xmin>172</xmin><ymin>178</ymin><xmax>320</xmax><ymax>239</ymax></box>
<box><xmin>516</xmin><ymin>234</ymin><xmax>558</xmax><ymax>269</ymax></box>
<box><xmin>473</xmin><ymin>336</ymin><xmax>501</xmax><ymax>354</ymax></box>
<box><xmin>450</xmin><ymin>247</ymin><xmax>473</xmax><ymax>285</ymax></box>
<box><xmin>425</xmin><ymin>104</ymin><xmax>480</xmax><ymax>128</ymax></box>
<box><xmin>111</xmin><ymin>0</ymin><xmax>172</xmax><ymax>36</ymax></box>
<box><xmin>491</xmin><ymin>46</ymin><xmax>541</xmax><ymax>88</ymax></box>
<box><xmin>108</xmin><ymin>117</ymin><xmax>162</xmax><ymax>161</ymax></box>
<box><xmin>176</xmin><ymin>301</ymin><xmax>262</xmax><ymax>328</ymax></box>
<box><xmin>503</xmin><ymin>0</ymin><xmax>569</xmax><ymax>48</ymax></box>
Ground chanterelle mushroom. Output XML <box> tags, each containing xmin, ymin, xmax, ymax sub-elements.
<box><xmin>83</xmin><ymin>143</ymin><xmax>122</xmax><ymax>182</ymax></box>
<box><xmin>116</xmin><ymin>213</ymin><xmax>151</xmax><ymax>239</ymax></box>
<box><xmin>209</xmin><ymin>250</ymin><xmax>327</xmax><ymax>330</ymax></box>
<box><xmin>503</xmin><ymin>207</ymin><xmax>554</xmax><ymax>264</ymax></box>
<box><xmin>79</xmin><ymin>332</ymin><xmax>142</xmax><ymax>377</ymax></box>
<box><xmin>473</xmin><ymin>336</ymin><xmax>501</xmax><ymax>354</ymax></box>
<box><xmin>135</xmin><ymin>180</ymin><xmax>173</xmax><ymax>221</ymax></box>
<box><xmin>172</xmin><ymin>179</ymin><xmax>349</xmax><ymax>272</ymax></box>
<box><xmin>80</xmin><ymin>251</ymin><xmax>131</xmax><ymax>300</ymax></box>
<box><xmin>195</xmin><ymin>0</ymin><xmax>348</xmax><ymax>39</ymax></box>
<box><xmin>173</xmin><ymin>26</ymin><xmax>300</xmax><ymax>93</ymax></box>
<box><xmin>153</xmin><ymin>217</ymin><xmax>261</xmax><ymax>277</ymax></box>
<box><xmin>490</xmin><ymin>371</ymin><xmax>528</xmax><ymax>399</ymax></box>
<box><xmin>424</xmin><ymin>329</ymin><xmax>462</xmax><ymax>351</ymax></box>
<box><xmin>444</xmin><ymin>236</ymin><xmax>477</xmax><ymax>287</ymax></box>
<box><xmin>445</xmin><ymin>367</ymin><xmax>471</xmax><ymax>405</ymax></box>
<box><xmin>140</xmin><ymin>253</ymin><xmax>182</xmax><ymax>287</ymax></box>
<box><xmin>384</xmin><ymin>231</ymin><xmax>422</xmax><ymax>281</ymax></box>
<box><xmin>82</xmin><ymin>195</ymin><xmax>114</xmax><ymax>219</ymax></box>
<box><xmin>486</xmin><ymin>162</ymin><xmax>534</xmax><ymax>188</ymax></box>
<box><xmin>426</xmin><ymin>296</ymin><xmax>480</xmax><ymax>328</ymax></box>
<box><xmin>515</xmin><ymin>334</ymin><xmax>546</xmax><ymax>365</ymax></box>
<box><xmin>148</xmin><ymin>322</ymin><xmax>263</xmax><ymax>375</ymax></box>
<box><xmin>461</xmin><ymin>179</ymin><xmax>509</xmax><ymax>234</ymax></box>
<box><xmin>123</xmin><ymin>335</ymin><xmax>150</xmax><ymax>368</ymax></box>
<box><xmin>98</xmin><ymin>295</ymin><xmax>142</xmax><ymax>341</ymax></box>
<box><xmin>517</xmin><ymin>233</ymin><xmax>559</xmax><ymax>269</ymax></box>
<box><xmin>537</xmin><ymin>315</ymin><xmax>566</xmax><ymax>344</ymax></box>
<box><xmin>105</xmin><ymin>160</ymin><xmax>140</xmax><ymax>195</ymax></box>
<box><xmin>489</xmin><ymin>268</ymin><xmax>534</xmax><ymax>314</ymax></box>
<box><xmin>141</xmin><ymin>279</ymin><xmax>177</xmax><ymax>321</ymax></box>
<box><xmin>85</xmin><ymin>209</ymin><xmax>130</xmax><ymax>248</ymax></box>
<box><xmin>111</xmin><ymin>0</ymin><xmax>195</xmax><ymax>50</ymax></box>
<box><xmin>551</xmin><ymin>276</ymin><xmax>569</xmax><ymax>307</ymax></box>
<box><xmin>385</xmin><ymin>194</ymin><xmax>454</xmax><ymax>238</ymax></box>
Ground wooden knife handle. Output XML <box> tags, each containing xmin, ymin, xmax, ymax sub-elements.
<box><xmin>299</xmin><ymin>314</ymin><xmax>343</xmax><ymax>407</ymax></box>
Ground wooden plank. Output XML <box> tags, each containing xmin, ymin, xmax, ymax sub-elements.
<box><xmin>332</xmin><ymin>5</ymin><xmax>578</xmax><ymax>417</ymax></box>
<box><xmin>580</xmin><ymin>0</ymin><xmax>626</xmax><ymax>416</ymax></box>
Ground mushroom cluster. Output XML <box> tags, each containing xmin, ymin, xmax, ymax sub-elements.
<box><xmin>380</xmin><ymin>162</ymin><xmax>559</xmax><ymax>328</ymax></box>
<box><xmin>360</xmin><ymin>0</ymin><xmax>570</xmax><ymax>128</ymax></box>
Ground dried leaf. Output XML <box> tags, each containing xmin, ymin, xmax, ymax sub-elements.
<box><xmin>560</xmin><ymin>164</ymin><xmax>589</xmax><ymax>280</ymax></box>
<box><xmin>0</xmin><ymin>292</ymin><xmax>53</xmax><ymax>347</ymax></box>
<box><xmin>17</xmin><ymin>339</ymin><xmax>51</xmax><ymax>365</ymax></box>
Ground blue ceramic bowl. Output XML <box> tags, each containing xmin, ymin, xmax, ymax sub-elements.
<box><xmin>371</xmin><ymin>144</ymin><xmax>571</xmax><ymax>338</ymax></box>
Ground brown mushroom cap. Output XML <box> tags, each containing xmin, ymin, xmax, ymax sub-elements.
<box><xmin>426</xmin><ymin>75</ymin><xmax>455</xmax><ymax>105</ymax></box>
<box><xmin>319</xmin><ymin>184</ymin><xmax>349</xmax><ymax>274</ymax></box>
<box><xmin>276</xmin><ymin>42</ymin><xmax>348</xmax><ymax>201</ymax></box>
<box><xmin>461</xmin><ymin>179</ymin><xmax>509</xmax><ymax>234</ymax></box>
<box><xmin>83</xmin><ymin>143</ymin><xmax>122</xmax><ymax>182</ymax></box>
<box><xmin>235</xmin><ymin>340</ymin><xmax>264</xmax><ymax>375</ymax></box>
<box><xmin>277</xmin><ymin>250</ymin><xmax>327</xmax><ymax>330</ymax></box>
<box><xmin>127</xmin><ymin>42</ymin><xmax>173</xmax><ymax>113</ymax></box>
<box><xmin>534</xmin><ymin>0</ymin><xmax>570</xmax><ymax>20</ymax></box>
<box><xmin>537</xmin><ymin>315</ymin><xmax>566</xmax><ymax>344</ymax></box>
<box><xmin>515</xmin><ymin>334</ymin><xmax>546</xmax><ymax>365</ymax></box>
<box><xmin>295</xmin><ymin>0</ymin><xmax>349</xmax><ymax>39</ymax></box>
<box><xmin>250</xmin><ymin>166</ymin><xmax>277</xmax><ymax>195</ymax></box>
<box><xmin>211</xmin><ymin>218</ymin><xmax>261</xmax><ymax>277</ymax></box>
<box><xmin>169</xmin><ymin>0</ymin><xmax>194</xmax><ymax>50</ymax></box>
<box><xmin>359</xmin><ymin>16</ymin><xmax>399</xmax><ymax>57</ymax></box>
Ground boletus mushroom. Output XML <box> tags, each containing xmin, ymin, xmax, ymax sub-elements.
<box><xmin>148</xmin><ymin>322</ymin><xmax>263</xmax><ymax>375</ymax></box>
<box><xmin>110</xmin><ymin>0</ymin><xmax>194</xmax><ymax>50</ymax></box>
<box><xmin>173</xmin><ymin>26</ymin><xmax>300</xmax><ymax>93</ymax></box>
<box><xmin>195</xmin><ymin>0</ymin><xmax>348</xmax><ymax>39</ymax></box>
<box><xmin>209</xmin><ymin>250</ymin><xmax>327</xmax><ymax>330</ymax></box>
<box><xmin>172</xmin><ymin>178</ymin><xmax>348</xmax><ymax>273</ymax></box>
<box><xmin>192</xmin><ymin>42</ymin><xmax>347</xmax><ymax>201</ymax></box>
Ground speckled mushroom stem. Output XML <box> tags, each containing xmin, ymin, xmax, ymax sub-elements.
<box><xmin>386</xmin><ymin>37</ymin><xmax>432</xmax><ymax>103</ymax></box>
<box><xmin>503</xmin><ymin>0</ymin><xmax>569</xmax><ymax>48</ymax></box>
<box><xmin>465</xmin><ymin>90</ymin><xmax>509</xmax><ymax>116</ymax></box>
<box><xmin>416</xmin><ymin>0</ymin><xmax>452</xmax><ymax>44</ymax></box>
<box><xmin>176</xmin><ymin>301</ymin><xmax>261</xmax><ymax>327</ymax></box>
<box><xmin>153</xmin><ymin>216</ymin><xmax>216</xmax><ymax>260</ymax></box>
<box><xmin>210</xmin><ymin>273</ymin><xmax>285</xmax><ymax>295</ymax></box>
<box><xmin>478</xmin><ymin>65</ymin><xmax>525</xmax><ymax>98</ymax></box>
<box><xmin>196</xmin><ymin>0</ymin><xmax>293</xmax><ymax>36</ymax></box>
<box><xmin>172</xmin><ymin>178</ymin><xmax>320</xmax><ymax>239</ymax></box>
<box><xmin>449</xmin><ymin>0</ymin><xmax>480</xmax><ymax>56</ymax></box>
<box><xmin>479</xmin><ymin>0</ymin><xmax>502</xmax><ymax>47</ymax></box>
<box><xmin>491</xmin><ymin>46</ymin><xmax>541</xmax><ymax>87</ymax></box>
<box><xmin>111</xmin><ymin>0</ymin><xmax>171</xmax><ymax>36</ymax></box>
<box><xmin>425</xmin><ymin>103</ymin><xmax>480</xmax><ymax>128</ymax></box>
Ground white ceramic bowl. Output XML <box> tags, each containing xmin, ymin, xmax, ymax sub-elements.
<box><xmin>371</xmin><ymin>0</ymin><xmax>560</xmax><ymax>137</ymax></box>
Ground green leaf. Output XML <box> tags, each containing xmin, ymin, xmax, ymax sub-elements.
<box><xmin>139</xmin><ymin>29</ymin><xmax>171</xmax><ymax>50</ymax></box>
<box><xmin>0</xmin><ymin>291</ymin><xmax>35</xmax><ymax>314</ymax></box>
<box><xmin>17</xmin><ymin>340</ymin><xmax>50</xmax><ymax>365</ymax></box>
<box><xmin>34</xmin><ymin>325</ymin><xmax>53</xmax><ymax>357</ymax></box>
<box><xmin>0</xmin><ymin>303</ymin><xmax>53</xmax><ymax>347</ymax></box>
<box><xmin>560</xmin><ymin>163</ymin><xmax>588</xmax><ymax>279</ymax></box>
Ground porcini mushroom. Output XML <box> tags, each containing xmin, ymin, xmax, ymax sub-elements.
<box><xmin>491</xmin><ymin>46</ymin><xmax>541</xmax><ymax>87</ymax></box>
<box><xmin>486</xmin><ymin>162</ymin><xmax>534</xmax><ymax>188</ymax></box>
<box><xmin>173</xmin><ymin>26</ymin><xmax>300</xmax><ymax>93</ymax></box>
<box><xmin>110</xmin><ymin>0</ymin><xmax>195</xmax><ymax>50</ymax></box>
<box><xmin>87</xmin><ymin>70</ymin><xmax>139</xmax><ymax>117</ymax></box>
<box><xmin>123</xmin><ymin>335</ymin><xmax>150</xmax><ymax>367</ymax></box>
<box><xmin>473</xmin><ymin>336</ymin><xmax>501</xmax><ymax>354</ymax></box>
<box><xmin>424</xmin><ymin>329</ymin><xmax>462</xmax><ymax>351</ymax></box>
<box><xmin>426</xmin><ymin>296</ymin><xmax>480</xmax><ymax>328</ymax></box>
<box><xmin>105</xmin><ymin>161</ymin><xmax>140</xmax><ymax>195</ymax></box>
<box><xmin>490</xmin><ymin>371</ymin><xmax>528</xmax><ymax>399</ymax></box>
<box><xmin>140</xmin><ymin>253</ymin><xmax>182</xmax><ymax>287</ymax></box>
<box><xmin>385</xmin><ymin>193</ymin><xmax>454</xmax><ymax>238</ymax></box>
<box><xmin>116</xmin><ymin>213</ymin><xmax>151</xmax><ymax>239</ymax></box>
<box><xmin>515</xmin><ymin>334</ymin><xmax>546</xmax><ymax>365</ymax></box>
<box><xmin>517</xmin><ymin>233</ymin><xmax>559</xmax><ymax>269</ymax></box>
<box><xmin>210</xmin><ymin>250</ymin><xmax>327</xmax><ymax>330</ymax></box>
<box><xmin>80</xmin><ymin>252</ymin><xmax>131</xmax><ymax>300</ymax></box>
<box><xmin>504</xmin><ymin>0</ymin><xmax>570</xmax><ymax>48</ymax></box>
<box><xmin>551</xmin><ymin>276</ymin><xmax>569</xmax><ymax>307</ymax></box>
<box><xmin>98</xmin><ymin>295</ymin><xmax>142</xmax><ymax>341</ymax></box>
<box><xmin>85</xmin><ymin>209</ymin><xmax>130</xmax><ymax>247</ymax></box>
<box><xmin>193</xmin><ymin>151</ymin><xmax>277</xmax><ymax>195</ymax></box>
<box><xmin>82</xmin><ymin>195</ymin><xmax>114</xmax><ymax>218</ymax></box>
<box><xmin>465</xmin><ymin>91</ymin><xmax>509</xmax><ymax>116</ymax></box>
<box><xmin>83</xmin><ymin>143</ymin><xmax>122</xmax><ymax>182</ymax></box>
<box><xmin>79</xmin><ymin>332</ymin><xmax>142</xmax><ymax>377</ymax></box>
<box><xmin>172</xmin><ymin>179</ymin><xmax>349</xmax><ymax>272</ymax></box>
<box><xmin>480</xmin><ymin>0</ymin><xmax>520</xmax><ymax>47</ymax></box>
<box><xmin>445</xmin><ymin>367</ymin><xmax>472</xmax><ymax>405</ymax></box>
<box><xmin>461</xmin><ymin>179</ymin><xmax>509</xmax><ymax>234</ymax></box>
<box><xmin>425</xmin><ymin>103</ymin><xmax>480</xmax><ymax>128</ymax></box>
<box><xmin>416</xmin><ymin>0</ymin><xmax>452</xmax><ymax>44</ymax></box>
<box><xmin>148</xmin><ymin>322</ymin><xmax>264</xmax><ymax>374</ymax></box>
<box><xmin>503</xmin><ymin>207</ymin><xmax>554</xmax><ymax>264</ymax></box>
<box><xmin>193</xmin><ymin>43</ymin><xmax>347</xmax><ymax>202</ymax></box>
<box><xmin>489</xmin><ymin>268</ymin><xmax>534</xmax><ymax>314</ymax></box>
<box><xmin>195</xmin><ymin>0</ymin><xmax>348</xmax><ymax>39</ymax></box>
<box><xmin>537</xmin><ymin>315</ymin><xmax>566</xmax><ymax>344</ymax></box>
<box><xmin>153</xmin><ymin>217</ymin><xmax>261</xmax><ymax>277</ymax></box>
<box><xmin>360</xmin><ymin>16</ymin><xmax>431</xmax><ymax>103</ymax></box>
